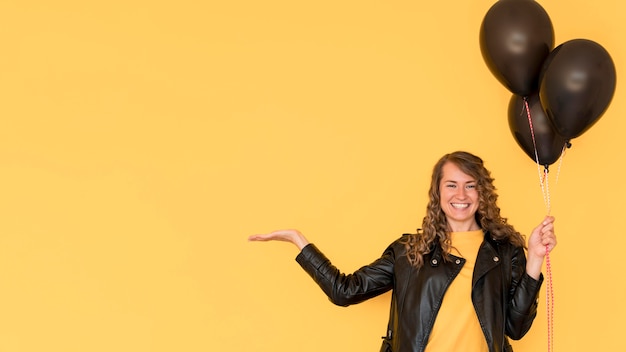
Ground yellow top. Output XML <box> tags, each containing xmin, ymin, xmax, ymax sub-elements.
<box><xmin>425</xmin><ymin>230</ymin><xmax>489</xmax><ymax>352</ymax></box>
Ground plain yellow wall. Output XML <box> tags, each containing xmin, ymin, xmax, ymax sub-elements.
<box><xmin>0</xmin><ymin>0</ymin><xmax>623</xmax><ymax>351</ymax></box>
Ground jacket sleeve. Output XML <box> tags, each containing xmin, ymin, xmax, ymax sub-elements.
<box><xmin>506</xmin><ymin>246</ymin><xmax>544</xmax><ymax>339</ymax></box>
<box><xmin>295</xmin><ymin>242</ymin><xmax>397</xmax><ymax>307</ymax></box>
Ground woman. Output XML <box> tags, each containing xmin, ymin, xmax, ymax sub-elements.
<box><xmin>249</xmin><ymin>151</ymin><xmax>557</xmax><ymax>352</ymax></box>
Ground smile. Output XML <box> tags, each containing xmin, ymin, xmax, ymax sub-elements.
<box><xmin>451</xmin><ymin>203</ymin><xmax>470</xmax><ymax>209</ymax></box>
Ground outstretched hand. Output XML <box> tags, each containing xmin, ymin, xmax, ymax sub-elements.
<box><xmin>525</xmin><ymin>216</ymin><xmax>557</xmax><ymax>280</ymax></box>
<box><xmin>248</xmin><ymin>229</ymin><xmax>310</xmax><ymax>251</ymax></box>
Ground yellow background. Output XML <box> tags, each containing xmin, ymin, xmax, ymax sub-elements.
<box><xmin>0</xmin><ymin>0</ymin><xmax>623</xmax><ymax>351</ymax></box>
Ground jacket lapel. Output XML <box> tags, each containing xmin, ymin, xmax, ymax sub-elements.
<box><xmin>472</xmin><ymin>238</ymin><xmax>501</xmax><ymax>288</ymax></box>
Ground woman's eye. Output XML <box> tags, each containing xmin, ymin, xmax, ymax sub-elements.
<box><xmin>466</xmin><ymin>184</ymin><xmax>476</xmax><ymax>189</ymax></box>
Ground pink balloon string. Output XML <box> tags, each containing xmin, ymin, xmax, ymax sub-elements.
<box><xmin>523</xmin><ymin>97</ymin><xmax>555</xmax><ymax>352</ymax></box>
<box><xmin>523</xmin><ymin>98</ymin><xmax>551</xmax><ymax>212</ymax></box>
<box><xmin>546</xmin><ymin>245</ymin><xmax>554</xmax><ymax>352</ymax></box>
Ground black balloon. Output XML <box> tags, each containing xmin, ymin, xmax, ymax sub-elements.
<box><xmin>480</xmin><ymin>0</ymin><xmax>554</xmax><ymax>96</ymax></box>
<box><xmin>539</xmin><ymin>39</ymin><xmax>617</xmax><ymax>139</ymax></box>
<box><xmin>508</xmin><ymin>93</ymin><xmax>568</xmax><ymax>166</ymax></box>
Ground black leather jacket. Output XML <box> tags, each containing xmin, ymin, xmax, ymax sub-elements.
<box><xmin>296</xmin><ymin>232</ymin><xmax>543</xmax><ymax>352</ymax></box>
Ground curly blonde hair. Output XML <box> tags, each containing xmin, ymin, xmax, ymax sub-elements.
<box><xmin>404</xmin><ymin>151</ymin><xmax>526</xmax><ymax>268</ymax></box>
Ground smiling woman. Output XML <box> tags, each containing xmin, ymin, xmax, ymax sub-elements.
<box><xmin>438</xmin><ymin>162</ymin><xmax>480</xmax><ymax>232</ymax></box>
<box><xmin>250</xmin><ymin>151</ymin><xmax>557</xmax><ymax>352</ymax></box>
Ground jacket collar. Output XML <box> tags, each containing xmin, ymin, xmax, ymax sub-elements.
<box><xmin>428</xmin><ymin>231</ymin><xmax>503</xmax><ymax>274</ymax></box>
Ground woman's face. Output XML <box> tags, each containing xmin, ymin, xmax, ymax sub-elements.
<box><xmin>438</xmin><ymin>162</ymin><xmax>480</xmax><ymax>232</ymax></box>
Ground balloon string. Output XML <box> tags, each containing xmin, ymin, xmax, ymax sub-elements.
<box><xmin>546</xmin><ymin>245</ymin><xmax>554</xmax><ymax>352</ymax></box>
<box><xmin>542</xmin><ymin>168</ymin><xmax>551</xmax><ymax>215</ymax></box>
<box><xmin>544</xmin><ymin>166</ymin><xmax>554</xmax><ymax>352</ymax></box>
<box><xmin>524</xmin><ymin>97</ymin><xmax>555</xmax><ymax>352</ymax></box>
<box><xmin>523</xmin><ymin>98</ymin><xmax>550</xmax><ymax>213</ymax></box>
<box><xmin>545</xmin><ymin>145</ymin><xmax>567</xmax><ymax>352</ymax></box>
<box><xmin>554</xmin><ymin>143</ymin><xmax>568</xmax><ymax>185</ymax></box>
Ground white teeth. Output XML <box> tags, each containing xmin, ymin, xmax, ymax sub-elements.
<box><xmin>451</xmin><ymin>203</ymin><xmax>469</xmax><ymax>209</ymax></box>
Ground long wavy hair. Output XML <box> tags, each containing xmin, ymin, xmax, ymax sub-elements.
<box><xmin>404</xmin><ymin>151</ymin><xmax>526</xmax><ymax>268</ymax></box>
